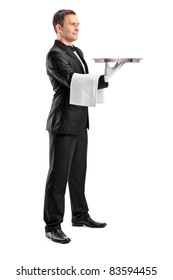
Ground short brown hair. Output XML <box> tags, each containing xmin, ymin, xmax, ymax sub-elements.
<box><xmin>52</xmin><ymin>9</ymin><xmax>76</xmax><ymax>33</ymax></box>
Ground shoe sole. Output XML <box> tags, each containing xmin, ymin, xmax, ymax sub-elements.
<box><xmin>46</xmin><ymin>234</ymin><xmax>71</xmax><ymax>244</ymax></box>
<box><xmin>72</xmin><ymin>222</ymin><xmax>106</xmax><ymax>228</ymax></box>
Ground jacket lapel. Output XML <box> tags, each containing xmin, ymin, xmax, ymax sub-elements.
<box><xmin>66</xmin><ymin>48</ymin><xmax>87</xmax><ymax>74</ymax></box>
<box><xmin>54</xmin><ymin>40</ymin><xmax>89</xmax><ymax>74</ymax></box>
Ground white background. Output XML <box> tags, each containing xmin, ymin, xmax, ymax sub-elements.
<box><xmin>0</xmin><ymin>0</ymin><xmax>173</xmax><ymax>279</ymax></box>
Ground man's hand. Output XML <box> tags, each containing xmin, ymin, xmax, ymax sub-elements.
<box><xmin>104</xmin><ymin>62</ymin><xmax>125</xmax><ymax>82</ymax></box>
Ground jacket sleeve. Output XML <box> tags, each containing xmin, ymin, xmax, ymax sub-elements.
<box><xmin>98</xmin><ymin>75</ymin><xmax>109</xmax><ymax>89</ymax></box>
<box><xmin>46</xmin><ymin>51</ymin><xmax>74</xmax><ymax>89</ymax></box>
<box><xmin>46</xmin><ymin>51</ymin><xmax>108</xmax><ymax>90</ymax></box>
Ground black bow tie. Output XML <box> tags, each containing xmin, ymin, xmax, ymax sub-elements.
<box><xmin>67</xmin><ymin>45</ymin><xmax>75</xmax><ymax>52</ymax></box>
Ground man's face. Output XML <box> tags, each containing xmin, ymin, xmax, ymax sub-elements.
<box><xmin>57</xmin><ymin>14</ymin><xmax>79</xmax><ymax>45</ymax></box>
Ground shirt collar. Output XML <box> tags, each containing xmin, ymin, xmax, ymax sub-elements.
<box><xmin>54</xmin><ymin>40</ymin><xmax>75</xmax><ymax>51</ymax></box>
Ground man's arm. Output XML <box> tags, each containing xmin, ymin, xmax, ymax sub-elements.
<box><xmin>46</xmin><ymin>51</ymin><xmax>74</xmax><ymax>89</ymax></box>
<box><xmin>47</xmin><ymin>50</ymin><xmax>109</xmax><ymax>90</ymax></box>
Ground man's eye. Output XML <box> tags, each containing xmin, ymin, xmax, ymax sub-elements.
<box><xmin>71</xmin><ymin>23</ymin><xmax>80</xmax><ymax>26</ymax></box>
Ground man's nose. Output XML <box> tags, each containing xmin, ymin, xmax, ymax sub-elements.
<box><xmin>75</xmin><ymin>24</ymin><xmax>79</xmax><ymax>30</ymax></box>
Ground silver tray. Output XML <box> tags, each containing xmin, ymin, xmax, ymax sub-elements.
<box><xmin>93</xmin><ymin>58</ymin><xmax>142</xmax><ymax>63</ymax></box>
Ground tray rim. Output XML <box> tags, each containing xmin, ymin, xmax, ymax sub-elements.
<box><xmin>92</xmin><ymin>58</ymin><xmax>142</xmax><ymax>63</ymax></box>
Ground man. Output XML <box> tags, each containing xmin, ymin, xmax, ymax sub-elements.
<box><xmin>44</xmin><ymin>9</ymin><xmax>124</xmax><ymax>244</ymax></box>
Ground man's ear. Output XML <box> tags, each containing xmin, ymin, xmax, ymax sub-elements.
<box><xmin>55</xmin><ymin>24</ymin><xmax>62</xmax><ymax>33</ymax></box>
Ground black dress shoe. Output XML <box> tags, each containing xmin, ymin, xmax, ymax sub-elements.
<box><xmin>46</xmin><ymin>229</ymin><xmax>71</xmax><ymax>244</ymax></box>
<box><xmin>72</xmin><ymin>216</ymin><xmax>107</xmax><ymax>228</ymax></box>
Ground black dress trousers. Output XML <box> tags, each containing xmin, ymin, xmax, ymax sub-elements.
<box><xmin>44</xmin><ymin>130</ymin><xmax>89</xmax><ymax>232</ymax></box>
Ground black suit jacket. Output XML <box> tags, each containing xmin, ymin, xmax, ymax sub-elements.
<box><xmin>46</xmin><ymin>40</ymin><xmax>108</xmax><ymax>134</ymax></box>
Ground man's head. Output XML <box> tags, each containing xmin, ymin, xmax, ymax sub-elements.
<box><xmin>53</xmin><ymin>9</ymin><xmax>79</xmax><ymax>45</ymax></box>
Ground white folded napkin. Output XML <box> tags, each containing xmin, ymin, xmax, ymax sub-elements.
<box><xmin>70</xmin><ymin>73</ymin><xmax>106</xmax><ymax>107</ymax></box>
